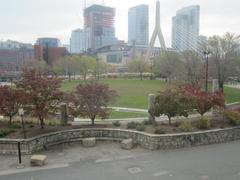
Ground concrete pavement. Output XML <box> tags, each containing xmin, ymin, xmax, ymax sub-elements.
<box><xmin>1</xmin><ymin>141</ymin><xmax>240</xmax><ymax>180</ymax></box>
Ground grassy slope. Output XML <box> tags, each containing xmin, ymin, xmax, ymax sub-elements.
<box><xmin>62</xmin><ymin>79</ymin><xmax>240</xmax><ymax>109</ymax></box>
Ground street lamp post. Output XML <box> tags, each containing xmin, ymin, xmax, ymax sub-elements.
<box><xmin>203</xmin><ymin>50</ymin><xmax>211</xmax><ymax>92</ymax></box>
<box><xmin>18</xmin><ymin>108</ymin><xmax>26</xmax><ymax>139</ymax></box>
<box><xmin>149</xmin><ymin>55</ymin><xmax>155</xmax><ymax>80</ymax></box>
<box><xmin>150</xmin><ymin>58</ymin><xmax>153</xmax><ymax>80</ymax></box>
<box><xmin>16</xmin><ymin>141</ymin><xmax>25</xmax><ymax>169</ymax></box>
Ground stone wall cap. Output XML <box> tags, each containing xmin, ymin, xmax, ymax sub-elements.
<box><xmin>1</xmin><ymin>126</ymin><xmax>240</xmax><ymax>142</ymax></box>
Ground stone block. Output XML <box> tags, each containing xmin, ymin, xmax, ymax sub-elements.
<box><xmin>121</xmin><ymin>139</ymin><xmax>134</xmax><ymax>150</ymax></box>
<box><xmin>30</xmin><ymin>155</ymin><xmax>47</xmax><ymax>166</ymax></box>
<box><xmin>82</xmin><ymin>137</ymin><xmax>96</xmax><ymax>147</ymax></box>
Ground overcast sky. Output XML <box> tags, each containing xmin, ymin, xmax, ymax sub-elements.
<box><xmin>0</xmin><ymin>0</ymin><xmax>239</xmax><ymax>47</ymax></box>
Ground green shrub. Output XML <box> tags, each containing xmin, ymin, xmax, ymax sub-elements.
<box><xmin>25</xmin><ymin>121</ymin><xmax>34</xmax><ymax>125</ymax></box>
<box><xmin>143</xmin><ymin>120</ymin><xmax>152</xmax><ymax>125</ymax></box>
<box><xmin>112</xmin><ymin>121</ymin><xmax>121</xmax><ymax>127</ymax></box>
<box><xmin>154</xmin><ymin>128</ymin><xmax>167</xmax><ymax>134</ymax></box>
<box><xmin>0</xmin><ymin>128</ymin><xmax>15</xmax><ymax>138</ymax></box>
<box><xmin>174</xmin><ymin>121</ymin><xmax>181</xmax><ymax>127</ymax></box>
<box><xmin>136</xmin><ymin>124</ymin><xmax>145</xmax><ymax>131</ymax></box>
<box><xmin>48</xmin><ymin>122</ymin><xmax>56</xmax><ymax>126</ymax></box>
<box><xmin>9</xmin><ymin>124</ymin><xmax>22</xmax><ymax>129</ymax></box>
<box><xmin>224</xmin><ymin>111</ymin><xmax>240</xmax><ymax>126</ymax></box>
<box><xmin>29</xmin><ymin>124</ymin><xmax>34</xmax><ymax>128</ymax></box>
<box><xmin>127</xmin><ymin>121</ymin><xmax>138</xmax><ymax>129</ymax></box>
<box><xmin>197</xmin><ymin>117</ymin><xmax>212</xmax><ymax>129</ymax></box>
<box><xmin>179</xmin><ymin>121</ymin><xmax>193</xmax><ymax>132</ymax></box>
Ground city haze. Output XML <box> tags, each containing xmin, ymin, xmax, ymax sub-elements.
<box><xmin>0</xmin><ymin>0</ymin><xmax>239</xmax><ymax>46</ymax></box>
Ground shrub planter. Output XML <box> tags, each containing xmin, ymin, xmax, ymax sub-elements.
<box><xmin>0</xmin><ymin>127</ymin><xmax>240</xmax><ymax>154</ymax></box>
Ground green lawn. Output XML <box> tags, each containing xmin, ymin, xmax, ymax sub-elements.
<box><xmin>108</xmin><ymin>110</ymin><xmax>148</xmax><ymax>119</ymax></box>
<box><xmin>62</xmin><ymin>79</ymin><xmax>168</xmax><ymax>109</ymax></box>
<box><xmin>224</xmin><ymin>86</ymin><xmax>240</xmax><ymax>104</ymax></box>
<box><xmin>62</xmin><ymin>79</ymin><xmax>240</xmax><ymax>109</ymax></box>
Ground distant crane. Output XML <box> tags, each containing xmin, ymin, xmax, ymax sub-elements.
<box><xmin>84</xmin><ymin>0</ymin><xmax>105</xmax><ymax>8</ymax></box>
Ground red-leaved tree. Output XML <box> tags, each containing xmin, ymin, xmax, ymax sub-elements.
<box><xmin>184</xmin><ymin>85</ymin><xmax>225</xmax><ymax>116</ymax></box>
<box><xmin>153</xmin><ymin>87</ymin><xmax>193</xmax><ymax>125</ymax></box>
<box><xmin>70</xmin><ymin>81</ymin><xmax>117</xmax><ymax>126</ymax></box>
<box><xmin>16</xmin><ymin>69</ymin><xmax>64</xmax><ymax>129</ymax></box>
<box><xmin>0</xmin><ymin>86</ymin><xmax>26</xmax><ymax>124</ymax></box>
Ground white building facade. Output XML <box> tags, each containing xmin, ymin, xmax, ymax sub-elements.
<box><xmin>172</xmin><ymin>5</ymin><xmax>200</xmax><ymax>52</ymax></box>
<box><xmin>128</xmin><ymin>4</ymin><xmax>149</xmax><ymax>46</ymax></box>
<box><xmin>70</xmin><ymin>29</ymin><xmax>90</xmax><ymax>54</ymax></box>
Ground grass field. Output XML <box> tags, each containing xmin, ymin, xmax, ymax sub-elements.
<box><xmin>222</xmin><ymin>86</ymin><xmax>240</xmax><ymax>104</ymax></box>
<box><xmin>108</xmin><ymin>110</ymin><xmax>148</xmax><ymax>119</ymax></box>
<box><xmin>62</xmin><ymin>79</ymin><xmax>240</xmax><ymax>109</ymax></box>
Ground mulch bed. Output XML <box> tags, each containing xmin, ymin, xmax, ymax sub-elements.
<box><xmin>0</xmin><ymin>118</ymin><xmax>235</xmax><ymax>139</ymax></box>
<box><xmin>2</xmin><ymin>123</ymin><xmax>111</xmax><ymax>139</ymax></box>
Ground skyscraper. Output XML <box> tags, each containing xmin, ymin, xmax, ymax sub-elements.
<box><xmin>84</xmin><ymin>4</ymin><xmax>117</xmax><ymax>50</ymax></box>
<box><xmin>70</xmin><ymin>29</ymin><xmax>90</xmax><ymax>53</ymax></box>
<box><xmin>128</xmin><ymin>4</ymin><xmax>149</xmax><ymax>46</ymax></box>
<box><xmin>172</xmin><ymin>5</ymin><xmax>200</xmax><ymax>52</ymax></box>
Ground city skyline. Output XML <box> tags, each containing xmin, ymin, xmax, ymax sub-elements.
<box><xmin>0</xmin><ymin>0</ymin><xmax>239</xmax><ymax>47</ymax></box>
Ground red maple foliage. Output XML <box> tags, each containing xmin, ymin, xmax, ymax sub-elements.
<box><xmin>153</xmin><ymin>87</ymin><xmax>192</xmax><ymax>125</ymax></box>
<box><xmin>16</xmin><ymin>69</ymin><xmax>64</xmax><ymax>129</ymax></box>
<box><xmin>70</xmin><ymin>81</ymin><xmax>118</xmax><ymax>126</ymax></box>
<box><xmin>0</xmin><ymin>86</ymin><xmax>26</xmax><ymax>124</ymax></box>
<box><xmin>183</xmin><ymin>85</ymin><xmax>225</xmax><ymax>116</ymax></box>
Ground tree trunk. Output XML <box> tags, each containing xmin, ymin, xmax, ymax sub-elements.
<box><xmin>8</xmin><ymin>116</ymin><xmax>12</xmax><ymax>124</ymax></box>
<box><xmin>140</xmin><ymin>72</ymin><xmax>143</xmax><ymax>80</ymax></box>
<box><xmin>91</xmin><ymin>115</ymin><xmax>96</xmax><ymax>126</ymax></box>
<box><xmin>39</xmin><ymin>117</ymin><xmax>44</xmax><ymax>129</ymax></box>
<box><xmin>68</xmin><ymin>73</ymin><xmax>71</xmax><ymax>81</ymax></box>
<box><xmin>219</xmin><ymin>80</ymin><xmax>224</xmax><ymax>92</ymax></box>
<box><xmin>91</xmin><ymin>118</ymin><xmax>95</xmax><ymax>126</ymax></box>
<box><xmin>168</xmin><ymin>117</ymin><xmax>171</xmax><ymax>126</ymax></box>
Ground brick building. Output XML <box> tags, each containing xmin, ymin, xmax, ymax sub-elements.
<box><xmin>34</xmin><ymin>45</ymin><xmax>68</xmax><ymax>65</ymax></box>
<box><xmin>0</xmin><ymin>48</ymin><xmax>34</xmax><ymax>76</ymax></box>
<box><xmin>34</xmin><ymin>38</ymin><xmax>68</xmax><ymax>65</ymax></box>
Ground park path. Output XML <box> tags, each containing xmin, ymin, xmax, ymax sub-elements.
<box><xmin>108</xmin><ymin>106</ymin><xmax>148</xmax><ymax>113</ymax></box>
<box><xmin>71</xmin><ymin>109</ymin><xmax>211</xmax><ymax>126</ymax></box>
<box><xmin>226</xmin><ymin>84</ymin><xmax>240</xmax><ymax>89</ymax></box>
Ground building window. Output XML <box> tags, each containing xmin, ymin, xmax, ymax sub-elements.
<box><xmin>107</xmin><ymin>54</ymin><xmax>122</xmax><ymax>63</ymax></box>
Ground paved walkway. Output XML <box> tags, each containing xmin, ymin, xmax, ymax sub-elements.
<box><xmin>109</xmin><ymin>107</ymin><xmax>148</xmax><ymax>113</ymax></box>
<box><xmin>71</xmin><ymin>112</ymin><xmax>211</xmax><ymax>126</ymax></box>
<box><xmin>1</xmin><ymin>141</ymin><xmax>240</xmax><ymax>179</ymax></box>
<box><xmin>72</xmin><ymin>105</ymin><xmax>212</xmax><ymax>125</ymax></box>
<box><xmin>226</xmin><ymin>84</ymin><xmax>240</xmax><ymax>89</ymax></box>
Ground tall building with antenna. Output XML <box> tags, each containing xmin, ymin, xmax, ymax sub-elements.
<box><xmin>172</xmin><ymin>5</ymin><xmax>200</xmax><ymax>52</ymax></box>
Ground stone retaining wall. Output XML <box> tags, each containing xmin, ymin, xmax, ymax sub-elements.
<box><xmin>1</xmin><ymin>127</ymin><xmax>240</xmax><ymax>154</ymax></box>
